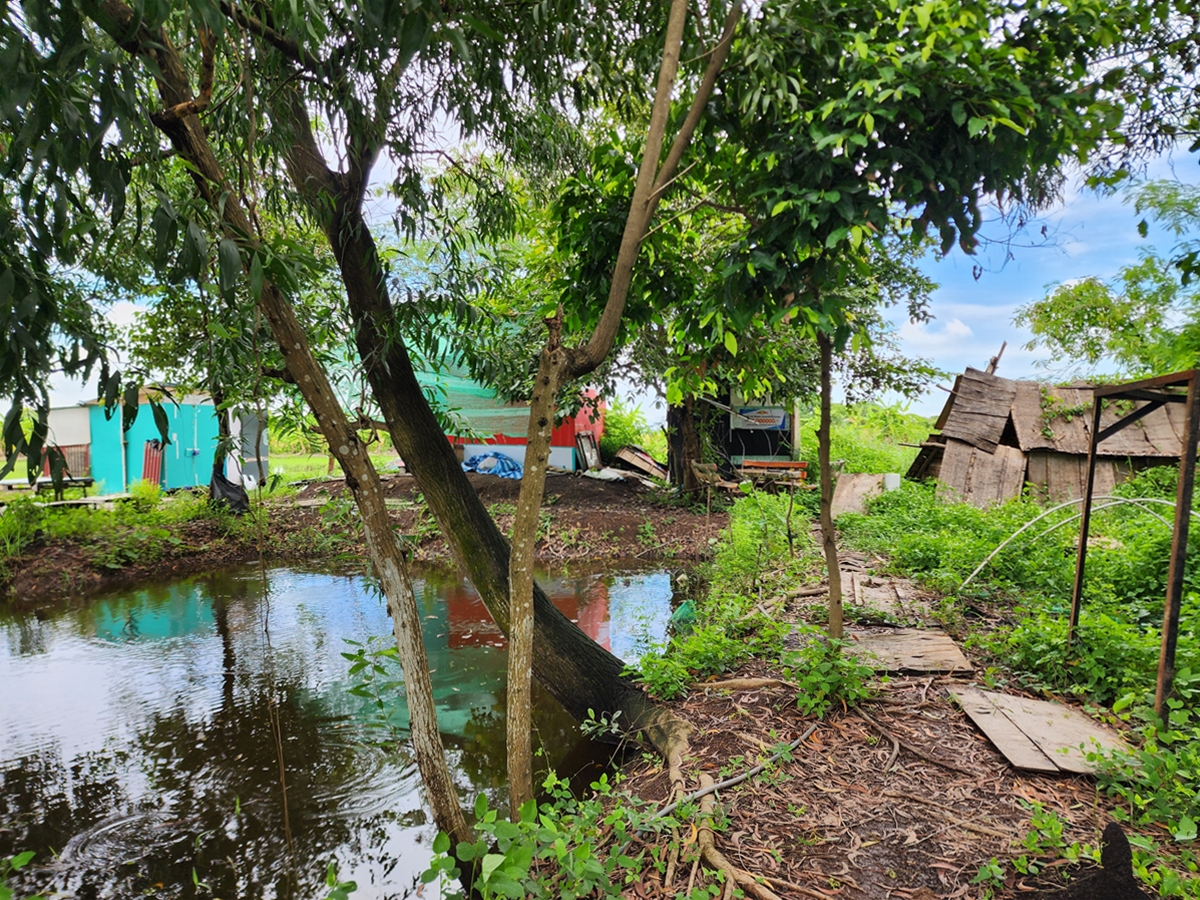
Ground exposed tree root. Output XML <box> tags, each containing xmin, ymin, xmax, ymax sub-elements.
<box><xmin>697</xmin><ymin>774</ymin><xmax>783</xmax><ymax>900</ymax></box>
<box><xmin>694</xmin><ymin>676</ymin><xmax>795</xmax><ymax>691</ymax></box>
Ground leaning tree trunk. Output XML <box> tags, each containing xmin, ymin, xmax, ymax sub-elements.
<box><xmin>277</xmin><ymin>98</ymin><xmax>671</xmax><ymax>735</ymax></box>
<box><xmin>817</xmin><ymin>332</ymin><xmax>844</xmax><ymax>638</ymax></box>
<box><xmin>84</xmin><ymin>0</ymin><xmax>472</xmax><ymax>850</ymax></box>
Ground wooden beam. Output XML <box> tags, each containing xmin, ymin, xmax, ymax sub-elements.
<box><xmin>1094</xmin><ymin>369</ymin><xmax>1195</xmax><ymax>397</ymax></box>
<box><xmin>1156</xmin><ymin>372</ymin><xmax>1200</xmax><ymax>725</ymax></box>
<box><xmin>1095</xmin><ymin>399</ymin><xmax>1166</xmax><ymax>443</ymax></box>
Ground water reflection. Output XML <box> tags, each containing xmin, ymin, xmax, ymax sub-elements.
<box><xmin>0</xmin><ymin>565</ymin><xmax>673</xmax><ymax>899</ymax></box>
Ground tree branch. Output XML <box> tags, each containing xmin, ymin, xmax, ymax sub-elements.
<box><xmin>566</xmin><ymin>0</ymin><xmax>743</xmax><ymax>380</ymax></box>
<box><xmin>217</xmin><ymin>0</ymin><xmax>327</xmax><ymax>74</ymax></box>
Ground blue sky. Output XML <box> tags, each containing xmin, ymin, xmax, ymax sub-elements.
<box><xmin>893</xmin><ymin>150</ymin><xmax>1200</xmax><ymax>416</ymax></box>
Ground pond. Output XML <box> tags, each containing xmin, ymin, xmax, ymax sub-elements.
<box><xmin>0</xmin><ymin>564</ymin><xmax>677</xmax><ymax>899</ymax></box>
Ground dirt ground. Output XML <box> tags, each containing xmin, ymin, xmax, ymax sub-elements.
<box><xmin>294</xmin><ymin>470</ymin><xmax>728</xmax><ymax>565</ymax></box>
<box><xmin>616</xmin><ymin>550</ymin><xmax>1136</xmax><ymax>900</ymax></box>
<box><xmin>3</xmin><ymin>472</ymin><xmax>726</xmax><ymax>604</ymax></box>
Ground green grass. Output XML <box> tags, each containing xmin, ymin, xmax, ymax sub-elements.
<box><xmin>797</xmin><ymin>402</ymin><xmax>932</xmax><ymax>475</ymax></box>
<box><xmin>270</xmin><ymin>452</ymin><xmax>401</xmax><ymax>482</ymax></box>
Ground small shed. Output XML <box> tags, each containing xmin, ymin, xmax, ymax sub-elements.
<box><xmin>907</xmin><ymin>367</ymin><xmax>1187</xmax><ymax>506</ymax></box>
<box><xmin>44</xmin><ymin>393</ymin><xmax>223</xmax><ymax>494</ymax></box>
<box><xmin>416</xmin><ymin>361</ymin><xmax>603</xmax><ymax>471</ymax></box>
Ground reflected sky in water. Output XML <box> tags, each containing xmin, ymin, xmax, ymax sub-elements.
<box><xmin>0</xmin><ymin>565</ymin><xmax>674</xmax><ymax>899</ymax></box>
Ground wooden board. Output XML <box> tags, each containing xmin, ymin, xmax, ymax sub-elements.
<box><xmin>952</xmin><ymin>687</ymin><xmax>1058</xmax><ymax>772</ymax></box>
<box><xmin>831</xmin><ymin>473</ymin><xmax>886</xmax><ymax>517</ymax></box>
<box><xmin>847</xmin><ymin>628</ymin><xmax>973</xmax><ymax>674</ymax></box>
<box><xmin>575</xmin><ymin>432</ymin><xmax>601</xmax><ymax>470</ymax></box>
<box><xmin>937</xmin><ymin>439</ymin><xmax>1026</xmax><ymax>508</ymax></box>
<box><xmin>952</xmin><ymin>687</ymin><xmax>1128</xmax><ymax>774</ymax></box>
<box><xmin>844</xmin><ymin>573</ymin><xmax>930</xmax><ymax>624</ymax></box>
<box><xmin>939</xmin><ymin>368</ymin><xmax>1019</xmax><ymax>454</ymax></box>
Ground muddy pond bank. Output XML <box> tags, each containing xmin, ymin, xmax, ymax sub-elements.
<box><xmin>3</xmin><ymin>473</ymin><xmax>725</xmax><ymax>605</ymax></box>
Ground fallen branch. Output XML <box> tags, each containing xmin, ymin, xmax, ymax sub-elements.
<box><xmin>654</xmin><ymin>723</ymin><xmax>818</xmax><ymax>819</ymax></box>
<box><xmin>882</xmin><ymin>791</ymin><xmax>1013</xmax><ymax>839</ymax></box>
<box><xmin>694</xmin><ymin>677</ymin><xmax>794</xmax><ymax>692</ymax></box>
<box><xmin>790</xmin><ymin>585</ymin><xmax>827</xmax><ymax>598</ymax></box>
<box><xmin>857</xmin><ymin>708</ymin><xmax>976</xmax><ymax>776</ymax></box>
<box><xmin>763</xmin><ymin>875</ymin><xmax>843</xmax><ymax>900</ymax></box>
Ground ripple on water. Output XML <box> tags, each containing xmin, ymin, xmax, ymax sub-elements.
<box><xmin>305</xmin><ymin>735</ymin><xmax>422</xmax><ymax>823</ymax></box>
<box><xmin>59</xmin><ymin>809</ymin><xmax>197</xmax><ymax>865</ymax></box>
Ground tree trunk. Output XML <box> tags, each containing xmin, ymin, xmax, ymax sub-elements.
<box><xmin>84</xmin><ymin>0</ymin><xmax>472</xmax><ymax>850</ymax></box>
<box><xmin>507</xmin><ymin>331</ymin><xmax>563</xmax><ymax>815</ymax></box>
<box><xmin>817</xmin><ymin>332</ymin><xmax>843</xmax><ymax>638</ymax></box>
<box><xmin>277</xmin><ymin>98</ymin><xmax>670</xmax><ymax>733</ymax></box>
<box><xmin>667</xmin><ymin>396</ymin><xmax>703</xmax><ymax>491</ymax></box>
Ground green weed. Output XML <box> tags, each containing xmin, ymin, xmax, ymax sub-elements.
<box><xmin>784</xmin><ymin>632</ymin><xmax>874</xmax><ymax>717</ymax></box>
<box><xmin>423</xmin><ymin>775</ymin><xmax>678</xmax><ymax>900</ymax></box>
<box><xmin>630</xmin><ymin>489</ymin><xmax>818</xmax><ymax>699</ymax></box>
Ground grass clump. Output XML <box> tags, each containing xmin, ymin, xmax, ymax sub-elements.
<box><xmin>632</xmin><ymin>487</ymin><xmax>822</xmax><ymax>702</ymax></box>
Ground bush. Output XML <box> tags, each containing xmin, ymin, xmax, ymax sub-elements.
<box><xmin>597</xmin><ymin>399</ymin><xmax>648</xmax><ymax>463</ymax></box>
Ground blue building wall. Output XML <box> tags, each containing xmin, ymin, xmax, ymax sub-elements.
<box><xmin>88</xmin><ymin>402</ymin><xmax>221</xmax><ymax>493</ymax></box>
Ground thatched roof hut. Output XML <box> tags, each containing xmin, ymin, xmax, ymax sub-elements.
<box><xmin>907</xmin><ymin>367</ymin><xmax>1187</xmax><ymax>506</ymax></box>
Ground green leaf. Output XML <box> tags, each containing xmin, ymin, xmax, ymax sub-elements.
<box><xmin>432</xmin><ymin>832</ymin><xmax>450</xmax><ymax>854</ymax></box>
<box><xmin>1137</xmin><ymin>219</ymin><xmax>1149</xmax><ymax>238</ymax></box>
<box><xmin>967</xmin><ymin>116</ymin><xmax>988</xmax><ymax>138</ymax></box>
<box><xmin>1174</xmin><ymin>815</ymin><xmax>1197</xmax><ymax>842</ymax></box>
<box><xmin>723</xmin><ymin>332</ymin><xmax>738</xmax><ymax>357</ymax></box>
<box><xmin>218</xmin><ymin>238</ymin><xmax>241</xmax><ymax>299</ymax></box>
<box><xmin>150</xmin><ymin>398</ymin><xmax>172</xmax><ymax>446</ymax></box>
<box><xmin>474</xmin><ymin>793</ymin><xmax>488</xmax><ymax>820</ymax></box>
<box><xmin>479</xmin><ymin>853</ymin><xmax>506</xmax><ymax>883</ymax></box>
<box><xmin>10</xmin><ymin>851</ymin><xmax>35</xmax><ymax>870</ymax></box>
<box><xmin>461</xmin><ymin>13</ymin><xmax>502</xmax><ymax>42</ymax></box>
<box><xmin>456</xmin><ymin>841</ymin><xmax>476</xmax><ymax>861</ymax></box>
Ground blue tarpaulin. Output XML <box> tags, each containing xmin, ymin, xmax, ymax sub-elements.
<box><xmin>462</xmin><ymin>452</ymin><xmax>523</xmax><ymax>480</ymax></box>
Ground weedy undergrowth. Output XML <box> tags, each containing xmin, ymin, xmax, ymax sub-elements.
<box><xmin>422</xmin><ymin>776</ymin><xmax>680</xmax><ymax>900</ymax></box>
<box><xmin>631</xmin><ymin>489</ymin><xmax>818</xmax><ymax>700</ymax></box>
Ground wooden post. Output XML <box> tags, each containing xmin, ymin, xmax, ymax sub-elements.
<box><xmin>1068</xmin><ymin>396</ymin><xmax>1104</xmax><ymax>645</ymax></box>
<box><xmin>1155</xmin><ymin>372</ymin><xmax>1200</xmax><ymax>725</ymax></box>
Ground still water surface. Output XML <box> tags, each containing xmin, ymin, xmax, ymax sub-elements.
<box><xmin>0</xmin><ymin>565</ymin><xmax>674</xmax><ymax>899</ymax></box>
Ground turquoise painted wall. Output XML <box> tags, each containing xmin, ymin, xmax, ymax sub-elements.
<box><xmin>88</xmin><ymin>403</ymin><xmax>221</xmax><ymax>493</ymax></box>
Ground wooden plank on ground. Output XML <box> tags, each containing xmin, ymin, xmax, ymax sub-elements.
<box><xmin>848</xmin><ymin>628</ymin><xmax>973</xmax><ymax>675</ymax></box>
<box><xmin>831</xmin><ymin>473</ymin><xmax>886</xmax><ymax>517</ymax></box>
<box><xmin>983</xmin><ymin>690</ymin><xmax>1128</xmax><ymax>774</ymax></box>
<box><xmin>952</xmin><ymin>687</ymin><xmax>1059</xmax><ymax>773</ymax></box>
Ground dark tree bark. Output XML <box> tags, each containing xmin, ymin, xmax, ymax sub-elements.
<box><xmin>667</xmin><ymin>396</ymin><xmax>703</xmax><ymax>491</ymax></box>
